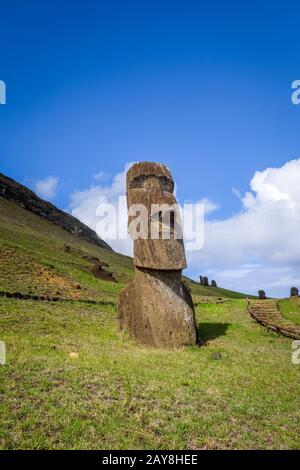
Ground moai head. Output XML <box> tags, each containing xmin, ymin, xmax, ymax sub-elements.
<box><xmin>211</xmin><ymin>280</ymin><xmax>217</xmax><ymax>288</ymax></box>
<box><xmin>203</xmin><ymin>276</ymin><xmax>209</xmax><ymax>286</ymax></box>
<box><xmin>200</xmin><ymin>275</ymin><xmax>204</xmax><ymax>285</ymax></box>
<box><xmin>258</xmin><ymin>290</ymin><xmax>266</xmax><ymax>300</ymax></box>
<box><xmin>290</xmin><ymin>287</ymin><xmax>299</xmax><ymax>297</ymax></box>
<box><xmin>126</xmin><ymin>162</ymin><xmax>186</xmax><ymax>270</ymax></box>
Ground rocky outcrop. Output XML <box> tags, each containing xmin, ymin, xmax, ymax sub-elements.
<box><xmin>0</xmin><ymin>172</ymin><xmax>111</xmax><ymax>250</ymax></box>
<box><xmin>118</xmin><ymin>162</ymin><xmax>197</xmax><ymax>349</ymax></box>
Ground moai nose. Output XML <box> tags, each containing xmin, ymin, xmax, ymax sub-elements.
<box><xmin>143</xmin><ymin>176</ymin><xmax>163</xmax><ymax>194</ymax></box>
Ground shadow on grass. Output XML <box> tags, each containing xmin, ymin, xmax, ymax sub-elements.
<box><xmin>197</xmin><ymin>322</ymin><xmax>231</xmax><ymax>344</ymax></box>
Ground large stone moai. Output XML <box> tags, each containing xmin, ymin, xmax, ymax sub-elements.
<box><xmin>211</xmin><ymin>280</ymin><xmax>217</xmax><ymax>288</ymax></box>
<box><xmin>200</xmin><ymin>275</ymin><xmax>209</xmax><ymax>286</ymax></box>
<box><xmin>290</xmin><ymin>287</ymin><xmax>299</xmax><ymax>297</ymax></box>
<box><xmin>118</xmin><ymin>162</ymin><xmax>197</xmax><ymax>349</ymax></box>
<box><xmin>258</xmin><ymin>290</ymin><xmax>266</xmax><ymax>300</ymax></box>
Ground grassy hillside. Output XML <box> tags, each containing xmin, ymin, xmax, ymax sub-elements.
<box><xmin>1</xmin><ymin>197</ymin><xmax>300</xmax><ymax>449</ymax></box>
<box><xmin>0</xmin><ymin>197</ymin><xmax>249</xmax><ymax>302</ymax></box>
<box><xmin>279</xmin><ymin>298</ymin><xmax>300</xmax><ymax>326</ymax></box>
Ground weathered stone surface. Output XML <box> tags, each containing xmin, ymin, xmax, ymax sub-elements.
<box><xmin>258</xmin><ymin>290</ymin><xmax>266</xmax><ymax>300</ymax></box>
<box><xmin>118</xmin><ymin>162</ymin><xmax>197</xmax><ymax>349</ymax></box>
<box><xmin>0</xmin><ymin>172</ymin><xmax>111</xmax><ymax>250</ymax></box>
<box><xmin>290</xmin><ymin>287</ymin><xmax>299</xmax><ymax>297</ymax></box>
<box><xmin>118</xmin><ymin>269</ymin><xmax>196</xmax><ymax>348</ymax></box>
<box><xmin>127</xmin><ymin>162</ymin><xmax>186</xmax><ymax>270</ymax></box>
<box><xmin>211</xmin><ymin>280</ymin><xmax>217</xmax><ymax>287</ymax></box>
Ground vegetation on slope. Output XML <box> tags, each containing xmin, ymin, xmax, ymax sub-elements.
<box><xmin>278</xmin><ymin>298</ymin><xmax>300</xmax><ymax>326</ymax></box>
<box><xmin>0</xmin><ymin>197</ymin><xmax>249</xmax><ymax>302</ymax></box>
<box><xmin>1</xmin><ymin>197</ymin><xmax>300</xmax><ymax>449</ymax></box>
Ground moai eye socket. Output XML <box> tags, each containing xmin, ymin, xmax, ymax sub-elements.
<box><xmin>129</xmin><ymin>174</ymin><xmax>174</xmax><ymax>193</ymax></box>
<box><xmin>129</xmin><ymin>175</ymin><xmax>146</xmax><ymax>189</ymax></box>
<box><xmin>158</xmin><ymin>176</ymin><xmax>174</xmax><ymax>193</ymax></box>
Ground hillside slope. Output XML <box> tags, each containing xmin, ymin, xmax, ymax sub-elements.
<box><xmin>0</xmin><ymin>194</ymin><xmax>250</xmax><ymax>302</ymax></box>
<box><xmin>1</xmin><ymin>195</ymin><xmax>300</xmax><ymax>450</ymax></box>
<box><xmin>0</xmin><ymin>172</ymin><xmax>111</xmax><ymax>250</ymax></box>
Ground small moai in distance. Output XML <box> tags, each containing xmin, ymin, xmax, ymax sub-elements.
<box><xmin>290</xmin><ymin>287</ymin><xmax>299</xmax><ymax>297</ymax></box>
<box><xmin>258</xmin><ymin>290</ymin><xmax>266</xmax><ymax>300</ymax></box>
<box><xmin>211</xmin><ymin>280</ymin><xmax>217</xmax><ymax>287</ymax></box>
<box><xmin>202</xmin><ymin>276</ymin><xmax>209</xmax><ymax>286</ymax></box>
<box><xmin>118</xmin><ymin>162</ymin><xmax>197</xmax><ymax>349</ymax></box>
<box><xmin>200</xmin><ymin>275</ymin><xmax>204</xmax><ymax>285</ymax></box>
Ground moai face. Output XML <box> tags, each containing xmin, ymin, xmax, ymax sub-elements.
<box><xmin>126</xmin><ymin>162</ymin><xmax>186</xmax><ymax>270</ymax></box>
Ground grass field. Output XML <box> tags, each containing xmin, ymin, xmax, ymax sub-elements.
<box><xmin>279</xmin><ymin>298</ymin><xmax>300</xmax><ymax>326</ymax></box>
<box><xmin>1</xmin><ymin>197</ymin><xmax>300</xmax><ymax>449</ymax></box>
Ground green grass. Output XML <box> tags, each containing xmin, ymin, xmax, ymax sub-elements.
<box><xmin>278</xmin><ymin>298</ymin><xmax>300</xmax><ymax>326</ymax></box>
<box><xmin>1</xmin><ymin>297</ymin><xmax>300</xmax><ymax>449</ymax></box>
<box><xmin>0</xmin><ymin>197</ymin><xmax>251</xmax><ymax>301</ymax></box>
<box><xmin>1</xmin><ymin>197</ymin><xmax>300</xmax><ymax>449</ymax></box>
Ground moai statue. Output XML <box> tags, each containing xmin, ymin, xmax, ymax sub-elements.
<box><xmin>200</xmin><ymin>275</ymin><xmax>204</xmax><ymax>285</ymax></box>
<box><xmin>258</xmin><ymin>290</ymin><xmax>266</xmax><ymax>300</ymax></box>
<box><xmin>203</xmin><ymin>276</ymin><xmax>209</xmax><ymax>287</ymax></box>
<box><xmin>211</xmin><ymin>280</ymin><xmax>217</xmax><ymax>288</ymax></box>
<box><xmin>290</xmin><ymin>287</ymin><xmax>299</xmax><ymax>297</ymax></box>
<box><xmin>118</xmin><ymin>162</ymin><xmax>197</xmax><ymax>349</ymax></box>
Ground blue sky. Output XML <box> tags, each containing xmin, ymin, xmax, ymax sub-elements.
<box><xmin>1</xmin><ymin>1</ymin><xmax>300</xmax><ymax>296</ymax></box>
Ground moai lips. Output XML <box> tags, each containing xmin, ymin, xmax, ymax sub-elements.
<box><xmin>118</xmin><ymin>162</ymin><xmax>197</xmax><ymax>349</ymax></box>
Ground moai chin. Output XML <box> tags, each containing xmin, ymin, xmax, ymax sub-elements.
<box><xmin>118</xmin><ymin>162</ymin><xmax>197</xmax><ymax>349</ymax></box>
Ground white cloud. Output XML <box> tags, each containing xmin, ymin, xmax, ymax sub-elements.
<box><xmin>187</xmin><ymin>159</ymin><xmax>300</xmax><ymax>297</ymax></box>
<box><xmin>35</xmin><ymin>176</ymin><xmax>59</xmax><ymax>199</ymax></box>
<box><xmin>70</xmin><ymin>159</ymin><xmax>300</xmax><ymax>297</ymax></box>
<box><xmin>70</xmin><ymin>163</ymin><xmax>134</xmax><ymax>255</ymax></box>
<box><xmin>197</xmin><ymin>198</ymin><xmax>219</xmax><ymax>215</ymax></box>
<box><xmin>232</xmin><ymin>187</ymin><xmax>242</xmax><ymax>199</ymax></box>
<box><xmin>93</xmin><ymin>171</ymin><xmax>110</xmax><ymax>182</ymax></box>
